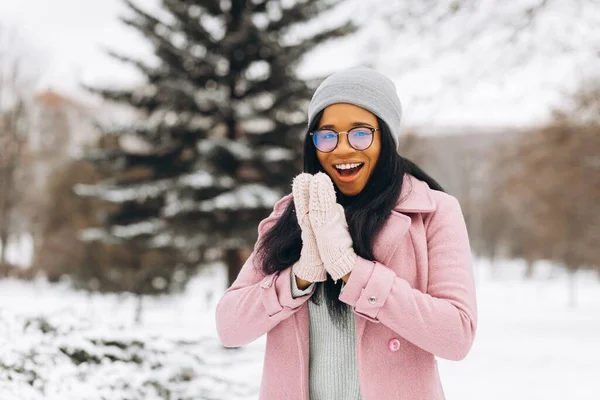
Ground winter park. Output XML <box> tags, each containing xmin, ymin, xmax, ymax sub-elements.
<box><xmin>0</xmin><ymin>0</ymin><xmax>599</xmax><ymax>399</ymax></box>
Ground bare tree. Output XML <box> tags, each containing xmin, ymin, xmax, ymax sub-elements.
<box><xmin>358</xmin><ymin>0</ymin><xmax>600</xmax><ymax>121</ymax></box>
<box><xmin>0</xmin><ymin>26</ymin><xmax>37</xmax><ymax>268</ymax></box>
<box><xmin>498</xmin><ymin>79</ymin><xmax>600</xmax><ymax>305</ymax></box>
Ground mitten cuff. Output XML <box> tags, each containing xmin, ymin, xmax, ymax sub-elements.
<box><xmin>292</xmin><ymin>260</ymin><xmax>327</xmax><ymax>282</ymax></box>
<box><xmin>327</xmin><ymin>250</ymin><xmax>357</xmax><ymax>282</ymax></box>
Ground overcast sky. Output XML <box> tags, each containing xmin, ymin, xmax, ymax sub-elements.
<box><xmin>0</xmin><ymin>0</ymin><xmax>148</xmax><ymax>91</ymax></box>
<box><xmin>0</xmin><ymin>0</ymin><xmax>597</xmax><ymax>129</ymax></box>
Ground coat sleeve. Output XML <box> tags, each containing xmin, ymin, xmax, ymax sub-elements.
<box><xmin>215</xmin><ymin>194</ymin><xmax>316</xmax><ymax>347</ymax></box>
<box><xmin>338</xmin><ymin>194</ymin><xmax>477</xmax><ymax>361</ymax></box>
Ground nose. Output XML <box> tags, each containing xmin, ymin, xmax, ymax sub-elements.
<box><xmin>333</xmin><ymin>132</ymin><xmax>356</xmax><ymax>154</ymax></box>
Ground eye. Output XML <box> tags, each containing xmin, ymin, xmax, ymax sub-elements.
<box><xmin>350</xmin><ymin>128</ymin><xmax>372</xmax><ymax>136</ymax></box>
<box><xmin>317</xmin><ymin>130</ymin><xmax>337</xmax><ymax>140</ymax></box>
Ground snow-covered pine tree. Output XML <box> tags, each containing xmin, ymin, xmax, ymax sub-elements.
<box><xmin>78</xmin><ymin>0</ymin><xmax>356</xmax><ymax>290</ymax></box>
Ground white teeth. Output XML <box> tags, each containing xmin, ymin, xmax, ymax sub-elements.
<box><xmin>334</xmin><ymin>162</ymin><xmax>363</xmax><ymax>170</ymax></box>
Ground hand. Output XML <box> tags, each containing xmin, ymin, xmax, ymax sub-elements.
<box><xmin>308</xmin><ymin>172</ymin><xmax>357</xmax><ymax>282</ymax></box>
<box><xmin>290</xmin><ymin>173</ymin><xmax>327</xmax><ymax>282</ymax></box>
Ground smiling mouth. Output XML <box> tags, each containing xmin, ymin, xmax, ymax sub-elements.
<box><xmin>332</xmin><ymin>162</ymin><xmax>364</xmax><ymax>181</ymax></box>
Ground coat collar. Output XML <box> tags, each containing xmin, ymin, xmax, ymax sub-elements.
<box><xmin>393</xmin><ymin>173</ymin><xmax>437</xmax><ymax>213</ymax></box>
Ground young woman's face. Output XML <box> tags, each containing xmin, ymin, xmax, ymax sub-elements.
<box><xmin>315</xmin><ymin>103</ymin><xmax>381</xmax><ymax>196</ymax></box>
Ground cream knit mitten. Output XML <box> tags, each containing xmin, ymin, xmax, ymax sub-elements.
<box><xmin>308</xmin><ymin>172</ymin><xmax>357</xmax><ymax>282</ymax></box>
<box><xmin>291</xmin><ymin>173</ymin><xmax>327</xmax><ymax>282</ymax></box>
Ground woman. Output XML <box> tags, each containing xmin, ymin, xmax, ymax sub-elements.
<box><xmin>215</xmin><ymin>67</ymin><xmax>477</xmax><ymax>400</ymax></box>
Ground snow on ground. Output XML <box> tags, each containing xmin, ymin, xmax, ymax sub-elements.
<box><xmin>0</xmin><ymin>259</ymin><xmax>599</xmax><ymax>399</ymax></box>
<box><xmin>0</xmin><ymin>264</ymin><xmax>263</xmax><ymax>400</ymax></box>
<box><xmin>441</xmin><ymin>259</ymin><xmax>600</xmax><ymax>400</ymax></box>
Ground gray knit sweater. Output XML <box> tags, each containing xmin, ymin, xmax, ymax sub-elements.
<box><xmin>290</xmin><ymin>270</ymin><xmax>362</xmax><ymax>400</ymax></box>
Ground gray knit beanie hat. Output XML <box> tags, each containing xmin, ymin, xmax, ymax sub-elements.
<box><xmin>307</xmin><ymin>66</ymin><xmax>403</xmax><ymax>150</ymax></box>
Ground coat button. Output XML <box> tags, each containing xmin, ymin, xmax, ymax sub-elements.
<box><xmin>368</xmin><ymin>296</ymin><xmax>377</xmax><ymax>304</ymax></box>
<box><xmin>388</xmin><ymin>338</ymin><xmax>401</xmax><ymax>352</ymax></box>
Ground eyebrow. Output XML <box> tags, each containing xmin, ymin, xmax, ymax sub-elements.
<box><xmin>319</xmin><ymin>122</ymin><xmax>374</xmax><ymax>129</ymax></box>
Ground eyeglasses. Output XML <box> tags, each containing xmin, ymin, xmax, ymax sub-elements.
<box><xmin>310</xmin><ymin>126</ymin><xmax>378</xmax><ymax>153</ymax></box>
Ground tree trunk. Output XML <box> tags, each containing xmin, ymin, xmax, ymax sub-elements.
<box><xmin>0</xmin><ymin>232</ymin><xmax>7</xmax><ymax>265</ymax></box>
<box><xmin>223</xmin><ymin>248</ymin><xmax>244</xmax><ymax>350</ymax></box>
<box><xmin>524</xmin><ymin>259</ymin><xmax>535</xmax><ymax>279</ymax></box>
<box><xmin>567</xmin><ymin>269</ymin><xmax>577</xmax><ymax>309</ymax></box>
<box><xmin>224</xmin><ymin>247</ymin><xmax>243</xmax><ymax>288</ymax></box>
<box><xmin>489</xmin><ymin>245</ymin><xmax>499</xmax><ymax>280</ymax></box>
<box><xmin>0</xmin><ymin>168</ymin><xmax>12</xmax><ymax>265</ymax></box>
<box><xmin>135</xmin><ymin>294</ymin><xmax>144</xmax><ymax>325</ymax></box>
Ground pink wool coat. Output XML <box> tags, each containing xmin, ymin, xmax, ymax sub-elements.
<box><xmin>215</xmin><ymin>174</ymin><xmax>478</xmax><ymax>400</ymax></box>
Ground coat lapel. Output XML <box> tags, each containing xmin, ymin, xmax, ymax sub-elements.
<box><xmin>358</xmin><ymin>174</ymin><xmax>437</xmax><ymax>341</ymax></box>
<box><xmin>372</xmin><ymin>174</ymin><xmax>436</xmax><ymax>265</ymax></box>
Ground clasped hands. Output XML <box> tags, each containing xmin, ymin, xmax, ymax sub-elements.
<box><xmin>292</xmin><ymin>172</ymin><xmax>357</xmax><ymax>284</ymax></box>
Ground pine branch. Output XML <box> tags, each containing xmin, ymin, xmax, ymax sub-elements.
<box><xmin>103</xmin><ymin>49</ymin><xmax>163</xmax><ymax>82</ymax></box>
<box><xmin>281</xmin><ymin>21</ymin><xmax>357</xmax><ymax>64</ymax></box>
<box><xmin>249</xmin><ymin>0</ymin><xmax>268</xmax><ymax>13</ymax></box>
<box><xmin>267</xmin><ymin>0</ymin><xmax>344</xmax><ymax>33</ymax></box>
<box><xmin>122</xmin><ymin>0</ymin><xmax>170</xmax><ymax>29</ymax></box>
<box><xmin>121</xmin><ymin>2</ymin><xmax>214</xmax><ymax>84</ymax></box>
<box><xmin>188</xmin><ymin>0</ymin><xmax>223</xmax><ymax>17</ymax></box>
<box><xmin>162</xmin><ymin>0</ymin><xmax>219</xmax><ymax>50</ymax></box>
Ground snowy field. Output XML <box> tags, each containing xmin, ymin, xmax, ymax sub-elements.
<box><xmin>1</xmin><ymin>259</ymin><xmax>599</xmax><ymax>400</ymax></box>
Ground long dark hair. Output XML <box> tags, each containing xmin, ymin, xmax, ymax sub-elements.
<box><xmin>256</xmin><ymin>110</ymin><xmax>444</xmax><ymax>328</ymax></box>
